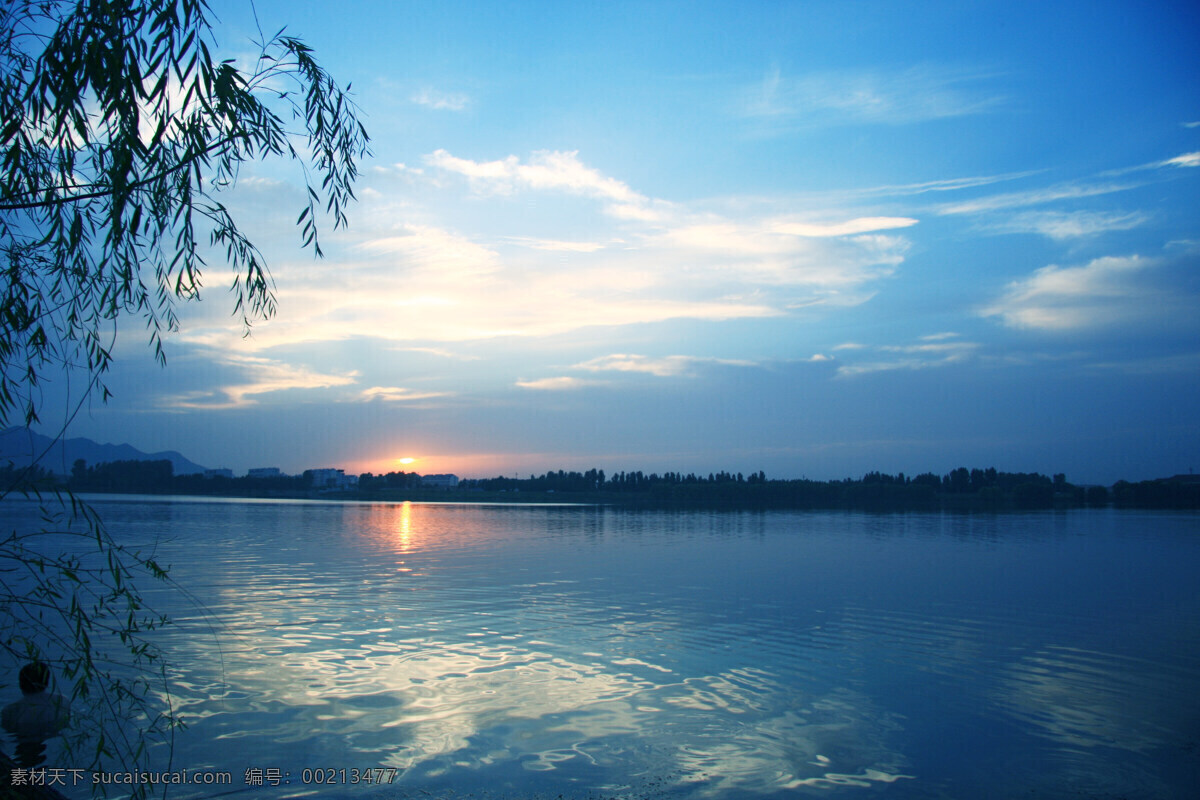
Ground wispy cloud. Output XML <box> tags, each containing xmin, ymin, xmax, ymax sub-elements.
<box><xmin>743</xmin><ymin>64</ymin><xmax>1004</xmax><ymax>127</ymax></box>
<box><xmin>647</xmin><ymin>221</ymin><xmax>908</xmax><ymax>290</ymax></box>
<box><xmin>1097</xmin><ymin>151</ymin><xmax>1200</xmax><ymax>178</ymax></box>
<box><xmin>937</xmin><ymin>181</ymin><xmax>1137</xmax><ymax>215</ymax></box>
<box><xmin>1162</xmin><ymin>151</ymin><xmax>1200</xmax><ymax>168</ymax></box>
<box><xmin>360</xmin><ymin>386</ymin><xmax>452</xmax><ymax>402</ymax></box>
<box><xmin>515</xmin><ymin>377</ymin><xmax>602</xmax><ymax>391</ymax></box>
<box><xmin>163</xmin><ymin>355</ymin><xmax>358</xmax><ymax>409</ymax></box>
<box><xmin>853</xmin><ymin>171</ymin><xmax>1042</xmax><ymax>198</ymax></box>
<box><xmin>573</xmin><ymin>354</ymin><xmax>756</xmax><ymax>378</ymax></box>
<box><xmin>767</xmin><ymin>216</ymin><xmax>918</xmax><ymax>237</ymax></box>
<box><xmin>392</xmin><ymin>346</ymin><xmax>481</xmax><ymax>361</ymax></box>
<box><xmin>425</xmin><ymin>149</ymin><xmax>663</xmax><ymax>220</ymax></box>
<box><xmin>503</xmin><ymin>236</ymin><xmax>609</xmax><ymax>253</ymax></box>
<box><xmin>835</xmin><ymin>337</ymin><xmax>980</xmax><ymax>376</ymax></box>
<box><xmin>980</xmin><ymin>254</ymin><xmax>1157</xmax><ymax>330</ymax></box>
<box><xmin>982</xmin><ymin>210</ymin><xmax>1149</xmax><ymax>240</ymax></box>
<box><xmin>411</xmin><ymin>87</ymin><xmax>470</xmax><ymax>111</ymax></box>
<box><xmin>356</xmin><ymin>224</ymin><xmax>503</xmax><ymax>278</ymax></box>
<box><xmin>931</xmin><ymin>151</ymin><xmax>1196</xmax><ymax>225</ymax></box>
<box><xmin>187</xmin><ymin>150</ymin><xmax>913</xmax><ymax>352</ymax></box>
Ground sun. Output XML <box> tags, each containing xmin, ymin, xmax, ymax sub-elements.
<box><xmin>397</xmin><ymin>457</ymin><xmax>417</xmax><ymax>465</ymax></box>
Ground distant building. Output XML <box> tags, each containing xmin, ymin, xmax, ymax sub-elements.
<box><xmin>421</xmin><ymin>473</ymin><xmax>459</xmax><ymax>489</ymax></box>
<box><xmin>247</xmin><ymin>467</ymin><xmax>283</xmax><ymax>478</ymax></box>
<box><xmin>203</xmin><ymin>468</ymin><xmax>234</xmax><ymax>479</ymax></box>
<box><xmin>308</xmin><ymin>468</ymin><xmax>357</xmax><ymax>490</ymax></box>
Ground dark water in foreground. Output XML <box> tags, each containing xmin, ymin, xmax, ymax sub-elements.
<box><xmin>7</xmin><ymin>497</ymin><xmax>1200</xmax><ymax>798</ymax></box>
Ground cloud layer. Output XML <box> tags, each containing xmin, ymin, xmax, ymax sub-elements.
<box><xmin>982</xmin><ymin>255</ymin><xmax>1162</xmax><ymax>331</ymax></box>
<box><xmin>185</xmin><ymin>151</ymin><xmax>916</xmax><ymax>352</ymax></box>
<box><xmin>744</xmin><ymin>65</ymin><xmax>1005</xmax><ymax>127</ymax></box>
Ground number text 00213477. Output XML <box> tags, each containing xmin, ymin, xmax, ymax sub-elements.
<box><xmin>243</xmin><ymin>767</ymin><xmax>400</xmax><ymax>786</ymax></box>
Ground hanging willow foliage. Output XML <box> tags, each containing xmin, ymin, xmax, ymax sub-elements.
<box><xmin>1</xmin><ymin>0</ymin><xmax>368</xmax><ymax>792</ymax></box>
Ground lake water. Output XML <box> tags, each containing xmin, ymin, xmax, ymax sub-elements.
<box><xmin>4</xmin><ymin>496</ymin><xmax>1200</xmax><ymax>799</ymax></box>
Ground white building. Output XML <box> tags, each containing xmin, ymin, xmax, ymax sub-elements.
<box><xmin>307</xmin><ymin>468</ymin><xmax>357</xmax><ymax>490</ymax></box>
<box><xmin>421</xmin><ymin>473</ymin><xmax>459</xmax><ymax>489</ymax></box>
<box><xmin>247</xmin><ymin>467</ymin><xmax>283</xmax><ymax>478</ymax></box>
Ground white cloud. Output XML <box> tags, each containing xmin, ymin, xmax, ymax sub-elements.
<box><xmin>517</xmin><ymin>151</ymin><xmax>641</xmax><ymax>202</ymax></box>
<box><xmin>425</xmin><ymin>149</ymin><xmax>656</xmax><ymax>218</ymax></box>
<box><xmin>185</xmin><ymin>151</ymin><xmax>913</xmax><ymax>351</ymax></box>
<box><xmin>411</xmin><ymin>88</ymin><xmax>470</xmax><ymax>111</ymax></box>
<box><xmin>932</xmin><ymin>152</ymin><xmax>1195</xmax><ymax>221</ymax></box>
<box><xmin>983</xmin><ymin>210</ymin><xmax>1148</xmax><ymax>240</ymax></box>
<box><xmin>834</xmin><ymin>338</ymin><xmax>979</xmax><ymax>376</ymax></box>
<box><xmin>937</xmin><ymin>181</ymin><xmax>1137</xmax><ymax>215</ymax></box>
<box><xmin>360</xmin><ymin>386</ymin><xmax>451</xmax><ymax>402</ymax></box>
<box><xmin>1162</xmin><ymin>151</ymin><xmax>1200</xmax><ymax>168</ymax></box>
<box><xmin>503</xmin><ymin>236</ymin><xmax>609</xmax><ymax>253</ymax></box>
<box><xmin>425</xmin><ymin>149</ymin><xmax>515</xmax><ymax>184</ymax></box>
<box><xmin>767</xmin><ymin>216</ymin><xmax>918</xmax><ymax>237</ymax></box>
<box><xmin>648</xmin><ymin>221</ymin><xmax>908</xmax><ymax>289</ymax></box>
<box><xmin>744</xmin><ymin>64</ymin><xmax>1004</xmax><ymax>126</ymax></box>
<box><xmin>393</xmin><ymin>346</ymin><xmax>481</xmax><ymax>361</ymax></box>
<box><xmin>881</xmin><ymin>342</ymin><xmax>976</xmax><ymax>355</ymax></box>
<box><xmin>163</xmin><ymin>354</ymin><xmax>358</xmax><ymax>409</ymax></box>
<box><xmin>224</xmin><ymin>265</ymin><xmax>781</xmax><ymax>347</ymax></box>
<box><xmin>573</xmin><ymin>354</ymin><xmax>756</xmax><ymax>378</ymax></box>
<box><xmin>854</xmin><ymin>171</ymin><xmax>1042</xmax><ymax>198</ymax></box>
<box><xmin>515</xmin><ymin>377</ymin><xmax>601</xmax><ymax>390</ymax></box>
<box><xmin>356</xmin><ymin>224</ymin><xmax>502</xmax><ymax>278</ymax></box>
<box><xmin>980</xmin><ymin>255</ymin><xmax>1157</xmax><ymax>331</ymax></box>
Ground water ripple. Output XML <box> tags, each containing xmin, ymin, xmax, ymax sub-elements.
<box><xmin>7</xmin><ymin>498</ymin><xmax>1198</xmax><ymax>799</ymax></box>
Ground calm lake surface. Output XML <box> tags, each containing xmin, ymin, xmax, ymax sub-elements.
<box><xmin>7</xmin><ymin>496</ymin><xmax>1200</xmax><ymax>798</ymax></box>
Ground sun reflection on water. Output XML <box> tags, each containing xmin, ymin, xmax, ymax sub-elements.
<box><xmin>396</xmin><ymin>500</ymin><xmax>413</xmax><ymax>554</ymax></box>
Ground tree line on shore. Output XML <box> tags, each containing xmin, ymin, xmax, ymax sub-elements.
<box><xmin>452</xmin><ymin>466</ymin><xmax>1200</xmax><ymax>509</ymax></box>
<box><xmin>5</xmin><ymin>459</ymin><xmax>1199</xmax><ymax>510</ymax></box>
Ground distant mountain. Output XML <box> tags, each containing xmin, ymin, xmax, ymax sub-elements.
<box><xmin>0</xmin><ymin>427</ymin><xmax>209</xmax><ymax>476</ymax></box>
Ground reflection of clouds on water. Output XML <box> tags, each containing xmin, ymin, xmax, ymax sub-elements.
<box><xmin>662</xmin><ymin>666</ymin><xmax>778</xmax><ymax>714</ymax></box>
<box><xmin>131</xmin><ymin>502</ymin><xmax>924</xmax><ymax>795</ymax></box>
<box><xmin>381</xmin><ymin>642</ymin><xmax>653</xmax><ymax>772</ymax></box>
<box><xmin>146</xmin><ymin>511</ymin><xmax>916</xmax><ymax>796</ymax></box>
<box><xmin>164</xmin><ymin>622</ymin><xmax>911</xmax><ymax>796</ymax></box>
<box><xmin>832</xmin><ymin>605</ymin><xmax>990</xmax><ymax>679</ymax></box>
<box><xmin>386</xmin><ymin>649</ymin><xmax>913</xmax><ymax>796</ymax></box>
<box><xmin>650</xmin><ymin>683</ymin><xmax>912</xmax><ymax>797</ymax></box>
<box><xmin>993</xmin><ymin>644</ymin><xmax>1192</xmax><ymax>798</ymax></box>
<box><xmin>998</xmin><ymin>645</ymin><xmax>1182</xmax><ymax>752</ymax></box>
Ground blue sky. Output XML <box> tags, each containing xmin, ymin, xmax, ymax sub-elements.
<box><xmin>47</xmin><ymin>0</ymin><xmax>1200</xmax><ymax>483</ymax></box>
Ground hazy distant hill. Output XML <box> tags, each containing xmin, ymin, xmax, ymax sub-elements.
<box><xmin>0</xmin><ymin>427</ymin><xmax>208</xmax><ymax>476</ymax></box>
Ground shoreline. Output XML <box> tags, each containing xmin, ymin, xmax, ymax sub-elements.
<box><xmin>26</xmin><ymin>485</ymin><xmax>1200</xmax><ymax>513</ymax></box>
